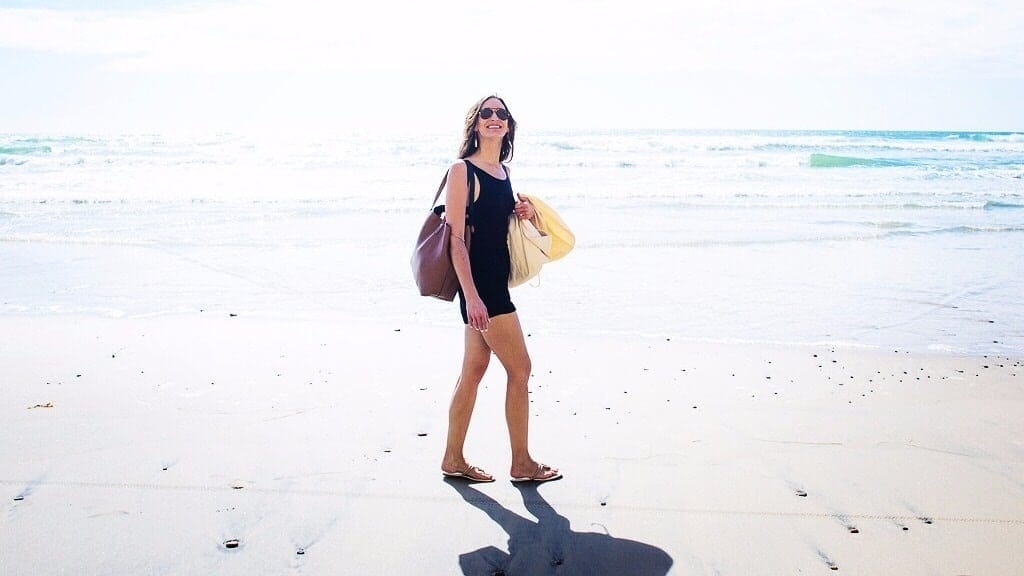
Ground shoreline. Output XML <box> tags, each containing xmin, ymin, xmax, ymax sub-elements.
<box><xmin>1</xmin><ymin>305</ymin><xmax>1017</xmax><ymax>358</ymax></box>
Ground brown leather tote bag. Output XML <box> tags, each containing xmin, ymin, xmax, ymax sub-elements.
<box><xmin>411</xmin><ymin>164</ymin><xmax>474</xmax><ymax>301</ymax></box>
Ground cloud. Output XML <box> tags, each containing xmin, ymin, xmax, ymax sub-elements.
<box><xmin>1</xmin><ymin>0</ymin><xmax>1022</xmax><ymax>78</ymax></box>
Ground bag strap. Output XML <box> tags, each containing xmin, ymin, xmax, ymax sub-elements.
<box><xmin>465</xmin><ymin>161</ymin><xmax>476</xmax><ymax>225</ymax></box>
<box><xmin>429</xmin><ymin>173</ymin><xmax>449</xmax><ymax>208</ymax></box>
<box><xmin>431</xmin><ymin>161</ymin><xmax>476</xmax><ymax>222</ymax></box>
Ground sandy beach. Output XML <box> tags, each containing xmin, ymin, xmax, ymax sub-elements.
<box><xmin>3</xmin><ymin>2</ymin><xmax>1024</xmax><ymax>573</ymax></box>
<box><xmin>2</xmin><ymin>314</ymin><xmax>1021</xmax><ymax>575</ymax></box>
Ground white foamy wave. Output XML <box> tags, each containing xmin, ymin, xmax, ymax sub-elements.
<box><xmin>3</xmin><ymin>129</ymin><xmax>1023</xmax><ymax>355</ymax></box>
<box><xmin>961</xmin><ymin>133</ymin><xmax>1024</xmax><ymax>143</ymax></box>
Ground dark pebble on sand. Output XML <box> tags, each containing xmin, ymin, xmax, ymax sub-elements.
<box><xmin>600</xmin><ymin>501</ymin><xmax>607</xmax><ymax>506</ymax></box>
<box><xmin>14</xmin><ymin>496</ymin><xmax>24</xmax><ymax>501</ymax></box>
<box><xmin>417</xmin><ymin>433</ymin><xmax>428</xmax><ymax>437</ymax></box>
<box><xmin>297</xmin><ymin>548</ymin><xmax>305</xmax><ymax>555</ymax></box>
<box><xmin>76</xmin><ymin>374</ymin><xmax>81</xmax><ymax>377</ymax></box>
<box><xmin>902</xmin><ymin>526</ymin><xmax>909</xmax><ymax>531</ymax></box>
<box><xmin>224</xmin><ymin>539</ymin><xmax>240</xmax><ymax>549</ymax></box>
<box><xmin>229</xmin><ymin>313</ymin><xmax>237</xmax><ymax>317</ymax></box>
<box><xmin>795</xmin><ymin>490</ymin><xmax>807</xmax><ymax>497</ymax></box>
<box><xmin>848</xmin><ymin>527</ymin><xmax>859</xmax><ymax>534</ymax></box>
<box><xmin>162</xmin><ymin>467</ymin><xmax>168</xmax><ymax>471</ymax></box>
<box><xmin>393</xmin><ymin>329</ymin><xmax>400</xmax><ymax>332</ymax></box>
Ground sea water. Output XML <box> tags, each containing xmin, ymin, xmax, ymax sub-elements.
<box><xmin>1</xmin><ymin>130</ymin><xmax>1022</xmax><ymax>355</ymax></box>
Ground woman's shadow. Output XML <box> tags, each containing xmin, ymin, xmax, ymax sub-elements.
<box><xmin>445</xmin><ymin>479</ymin><xmax>673</xmax><ymax>576</ymax></box>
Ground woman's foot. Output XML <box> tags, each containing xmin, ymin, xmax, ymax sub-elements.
<box><xmin>510</xmin><ymin>462</ymin><xmax>561</xmax><ymax>483</ymax></box>
<box><xmin>441</xmin><ymin>463</ymin><xmax>495</xmax><ymax>483</ymax></box>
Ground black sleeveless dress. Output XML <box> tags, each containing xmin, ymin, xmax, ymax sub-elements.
<box><xmin>458</xmin><ymin>160</ymin><xmax>516</xmax><ymax>323</ymax></box>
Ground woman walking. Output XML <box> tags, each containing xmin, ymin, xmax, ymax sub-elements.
<box><xmin>439</xmin><ymin>95</ymin><xmax>561</xmax><ymax>484</ymax></box>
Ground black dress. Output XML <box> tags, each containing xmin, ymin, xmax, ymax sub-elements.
<box><xmin>458</xmin><ymin>160</ymin><xmax>516</xmax><ymax>323</ymax></box>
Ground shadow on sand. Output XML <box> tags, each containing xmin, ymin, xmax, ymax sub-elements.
<box><xmin>446</xmin><ymin>479</ymin><xmax>673</xmax><ymax>576</ymax></box>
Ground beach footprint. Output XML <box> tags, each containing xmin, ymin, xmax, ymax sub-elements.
<box><xmin>287</xmin><ymin>516</ymin><xmax>339</xmax><ymax>574</ymax></box>
<box><xmin>900</xmin><ymin>501</ymin><xmax>934</xmax><ymax>526</ymax></box>
<box><xmin>6</xmin><ymin>474</ymin><xmax>46</xmax><ymax>520</ymax></box>
<box><xmin>213</xmin><ymin>483</ymin><xmax>274</xmax><ymax>556</ymax></box>
<box><xmin>814</xmin><ymin>547</ymin><xmax>840</xmax><ymax>571</ymax></box>
<box><xmin>829</xmin><ymin>511</ymin><xmax>859</xmax><ymax>534</ymax></box>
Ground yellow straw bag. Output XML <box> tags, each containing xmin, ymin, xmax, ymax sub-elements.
<box><xmin>521</xmin><ymin>194</ymin><xmax>575</xmax><ymax>261</ymax></box>
<box><xmin>507</xmin><ymin>195</ymin><xmax>574</xmax><ymax>287</ymax></box>
<box><xmin>508</xmin><ymin>216</ymin><xmax>551</xmax><ymax>287</ymax></box>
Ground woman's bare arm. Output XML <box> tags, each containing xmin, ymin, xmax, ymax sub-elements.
<box><xmin>446</xmin><ymin>160</ymin><xmax>489</xmax><ymax>330</ymax></box>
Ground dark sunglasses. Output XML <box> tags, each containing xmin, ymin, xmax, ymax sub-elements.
<box><xmin>478</xmin><ymin>107</ymin><xmax>510</xmax><ymax>121</ymax></box>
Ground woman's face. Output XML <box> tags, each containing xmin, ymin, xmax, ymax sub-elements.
<box><xmin>476</xmin><ymin>98</ymin><xmax>509</xmax><ymax>142</ymax></box>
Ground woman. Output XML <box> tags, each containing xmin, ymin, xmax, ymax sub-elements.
<box><xmin>440</xmin><ymin>95</ymin><xmax>561</xmax><ymax>484</ymax></box>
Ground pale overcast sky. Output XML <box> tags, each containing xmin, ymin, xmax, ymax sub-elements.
<box><xmin>1</xmin><ymin>0</ymin><xmax>1022</xmax><ymax>133</ymax></box>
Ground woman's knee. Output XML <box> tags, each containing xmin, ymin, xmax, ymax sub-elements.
<box><xmin>506</xmin><ymin>355</ymin><xmax>532</xmax><ymax>384</ymax></box>
<box><xmin>462</xmin><ymin>352</ymin><xmax>491</xmax><ymax>380</ymax></box>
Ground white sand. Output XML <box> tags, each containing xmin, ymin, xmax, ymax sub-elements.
<box><xmin>2</xmin><ymin>315</ymin><xmax>1022</xmax><ymax>575</ymax></box>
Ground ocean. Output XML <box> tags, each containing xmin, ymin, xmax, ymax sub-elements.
<box><xmin>1</xmin><ymin>130</ymin><xmax>1022</xmax><ymax>355</ymax></box>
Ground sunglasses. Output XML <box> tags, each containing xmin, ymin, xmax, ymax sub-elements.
<box><xmin>478</xmin><ymin>107</ymin><xmax>510</xmax><ymax>121</ymax></box>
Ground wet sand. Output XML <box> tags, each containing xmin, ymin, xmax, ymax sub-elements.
<box><xmin>2</xmin><ymin>315</ymin><xmax>1022</xmax><ymax>575</ymax></box>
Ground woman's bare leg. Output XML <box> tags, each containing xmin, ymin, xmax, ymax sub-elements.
<box><xmin>481</xmin><ymin>312</ymin><xmax>558</xmax><ymax>480</ymax></box>
<box><xmin>441</xmin><ymin>326</ymin><xmax>493</xmax><ymax>479</ymax></box>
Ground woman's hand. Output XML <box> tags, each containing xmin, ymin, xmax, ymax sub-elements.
<box><xmin>466</xmin><ymin>296</ymin><xmax>490</xmax><ymax>332</ymax></box>
<box><xmin>514</xmin><ymin>194</ymin><xmax>534</xmax><ymax>220</ymax></box>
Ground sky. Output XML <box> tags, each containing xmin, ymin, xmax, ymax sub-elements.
<box><xmin>1</xmin><ymin>0</ymin><xmax>1022</xmax><ymax>133</ymax></box>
